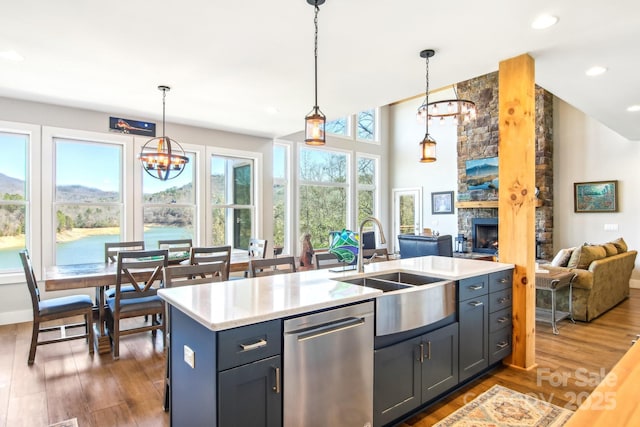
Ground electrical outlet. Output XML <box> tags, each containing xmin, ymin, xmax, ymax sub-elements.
<box><xmin>604</xmin><ymin>224</ymin><xmax>619</xmax><ymax>232</ymax></box>
<box><xmin>184</xmin><ymin>345</ymin><xmax>195</xmax><ymax>369</ymax></box>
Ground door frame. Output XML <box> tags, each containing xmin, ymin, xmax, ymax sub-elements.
<box><xmin>391</xmin><ymin>187</ymin><xmax>422</xmax><ymax>254</ymax></box>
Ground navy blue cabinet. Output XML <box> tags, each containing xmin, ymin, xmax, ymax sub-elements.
<box><xmin>374</xmin><ymin>322</ymin><xmax>458</xmax><ymax>427</ymax></box>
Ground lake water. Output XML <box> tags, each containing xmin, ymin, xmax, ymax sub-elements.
<box><xmin>0</xmin><ymin>226</ymin><xmax>191</xmax><ymax>270</ymax></box>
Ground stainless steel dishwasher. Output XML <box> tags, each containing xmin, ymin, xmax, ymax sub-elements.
<box><xmin>284</xmin><ymin>301</ymin><xmax>374</xmax><ymax>427</ymax></box>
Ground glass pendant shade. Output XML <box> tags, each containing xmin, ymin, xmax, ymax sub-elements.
<box><xmin>305</xmin><ymin>107</ymin><xmax>326</xmax><ymax>145</ymax></box>
<box><xmin>419</xmin><ymin>134</ymin><xmax>437</xmax><ymax>163</ymax></box>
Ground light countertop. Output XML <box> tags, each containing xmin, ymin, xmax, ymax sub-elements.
<box><xmin>158</xmin><ymin>256</ymin><xmax>513</xmax><ymax>331</ymax></box>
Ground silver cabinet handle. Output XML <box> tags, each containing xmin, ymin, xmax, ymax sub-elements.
<box><xmin>469</xmin><ymin>301</ymin><xmax>484</xmax><ymax>307</ymax></box>
<box><xmin>498</xmin><ymin>297</ymin><xmax>509</xmax><ymax>304</ymax></box>
<box><xmin>496</xmin><ymin>341</ymin><xmax>509</xmax><ymax>349</ymax></box>
<box><xmin>497</xmin><ymin>316</ymin><xmax>509</xmax><ymax>323</ymax></box>
<box><xmin>469</xmin><ymin>285</ymin><xmax>484</xmax><ymax>290</ymax></box>
<box><xmin>499</xmin><ymin>278</ymin><xmax>509</xmax><ymax>284</ymax></box>
<box><xmin>273</xmin><ymin>367</ymin><xmax>281</xmax><ymax>393</ymax></box>
<box><xmin>419</xmin><ymin>343</ymin><xmax>424</xmax><ymax>363</ymax></box>
<box><xmin>240</xmin><ymin>338</ymin><xmax>267</xmax><ymax>351</ymax></box>
<box><xmin>427</xmin><ymin>341</ymin><xmax>432</xmax><ymax>360</ymax></box>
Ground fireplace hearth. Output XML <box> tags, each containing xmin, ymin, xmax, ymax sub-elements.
<box><xmin>472</xmin><ymin>218</ymin><xmax>498</xmax><ymax>254</ymax></box>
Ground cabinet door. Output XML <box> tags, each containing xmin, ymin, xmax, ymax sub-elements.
<box><xmin>218</xmin><ymin>355</ymin><xmax>282</xmax><ymax>427</ymax></box>
<box><xmin>374</xmin><ymin>337</ymin><xmax>421</xmax><ymax>427</ymax></box>
<box><xmin>421</xmin><ymin>322</ymin><xmax>459</xmax><ymax>403</ymax></box>
<box><xmin>459</xmin><ymin>295</ymin><xmax>489</xmax><ymax>382</ymax></box>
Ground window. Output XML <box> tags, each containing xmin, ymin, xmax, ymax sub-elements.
<box><xmin>142</xmin><ymin>152</ymin><xmax>196</xmax><ymax>248</ymax></box>
<box><xmin>273</xmin><ymin>144</ymin><xmax>289</xmax><ymax>253</ymax></box>
<box><xmin>357</xmin><ymin>109</ymin><xmax>377</xmax><ymax>142</ymax></box>
<box><xmin>325</xmin><ymin>109</ymin><xmax>378</xmax><ymax>142</ymax></box>
<box><xmin>325</xmin><ymin>117</ymin><xmax>350</xmax><ymax>137</ymax></box>
<box><xmin>211</xmin><ymin>155</ymin><xmax>255</xmax><ymax>250</ymax></box>
<box><xmin>299</xmin><ymin>147</ymin><xmax>349</xmax><ymax>248</ymax></box>
<box><xmin>53</xmin><ymin>138</ymin><xmax>123</xmax><ymax>265</ymax></box>
<box><xmin>0</xmin><ymin>130</ymin><xmax>29</xmax><ymax>272</ymax></box>
<box><xmin>356</xmin><ymin>155</ymin><xmax>377</xmax><ymax>228</ymax></box>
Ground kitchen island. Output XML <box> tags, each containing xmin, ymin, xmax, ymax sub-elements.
<box><xmin>159</xmin><ymin>256</ymin><xmax>514</xmax><ymax>427</ymax></box>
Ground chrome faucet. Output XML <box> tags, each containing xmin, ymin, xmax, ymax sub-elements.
<box><xmin>357</xmin><ymin>216</ymin><xmax>387</xmax><ymax>273</ymax></box>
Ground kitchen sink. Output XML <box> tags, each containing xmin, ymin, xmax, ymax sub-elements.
<box><xmin>334</xmin><ymin>270</ymin><xmax>457</xmax><ymax>336</ymax></box>
<box><xmin>340</xmin><ymin>277</ymin><xmax>414</xmax><ymax>293</ymax></box>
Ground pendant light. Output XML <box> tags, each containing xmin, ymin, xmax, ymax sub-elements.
<box><xmin>419</xmin><ymin>49</ymin><xmax>437</xmax><ymax>162</ymax></box>
<box><xmin>304</xmin><ymin>0</ymin><xmax>326</xmax><ymax>145</ymax></box>
<box><xmin>138</xmin><ymin>85</ymin><xmax>189</xmax><ymax>180</ymax></box>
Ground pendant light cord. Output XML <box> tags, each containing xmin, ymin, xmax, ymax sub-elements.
<box><xmin>424</xmin><ymin>54</ymin><xmax>430</xmax><ymax>136</ymax></box>
<box><xmin>313</xmin><ymin>4</ymin><xmax>319</xmax><ymax>109</ymax></box>
<box><xmin>162</xmin><ymin>87</ymin><xmax>167</xmax><ymax>138</ymax></box>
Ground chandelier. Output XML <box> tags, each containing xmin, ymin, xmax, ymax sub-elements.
<box><xmin>416</xmin><ymin>74</ymin><xmax>476</xmax><ymax>126</ymax></box>
<box><xmin>304</xmin><ymin>0</ymin><xmax>326</xmax><ymax>145</ymax></box>
<box><xmin>138</xmin><ymin>86</ymin><xmax>189</xmax><ymax>181</ymax></box>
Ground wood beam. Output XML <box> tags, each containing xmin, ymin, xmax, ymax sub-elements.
<box><xmin>498</xmin><ymin>54</ymin><xmax>536</xmax><ymax>369</ymax></box>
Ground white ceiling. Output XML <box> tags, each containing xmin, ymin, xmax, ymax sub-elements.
<box><xmin>2</xmin><ymin>0</ymin><xmax>639</xmax><ymax>140</ymax></box>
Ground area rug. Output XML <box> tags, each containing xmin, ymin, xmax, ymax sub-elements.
<box><xmin>49</xmin><ymin>418</ymin><xmax>78</xmax><ymax>427</ymax></box>
<box><xmin>434</xmin><ymin>384</ymin><xmax>573</xmax><ymax>427</ymax></box>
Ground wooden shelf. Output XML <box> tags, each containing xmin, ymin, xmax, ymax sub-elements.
<box><xmin>456</xmin><ymin>200</ymin><xmax>543</xmax><ymax>209</ymax></box>
<box><xmin>456</xmin><ymin>201</ymin><xmax>498</xmax><ymax>209</ymax></box>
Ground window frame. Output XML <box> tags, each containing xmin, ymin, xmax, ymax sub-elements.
<box><xmin>0</xmin><ymin>121</ymin><xmax>41</xmax><ymax>283</ymax></box>
<box><xmin>273</xmin><ymin>141</ymin><xmax>291</xmax><ymax>255</ymax></box>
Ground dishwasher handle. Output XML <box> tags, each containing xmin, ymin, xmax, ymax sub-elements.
<box><xmin>294</xmin><ymin>317</ymin><xmax>366</xmax><ymax>342</ymax></box>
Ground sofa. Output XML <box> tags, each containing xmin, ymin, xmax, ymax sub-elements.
<box><xmin>540</xmin><ymin>238</ymin><xmax>637</xmax><ymax>322</ymax></box>
<box><xmin>397</xmin><ymin>234</ymin><xmax>453</xmax><ymax>258</ymax></box>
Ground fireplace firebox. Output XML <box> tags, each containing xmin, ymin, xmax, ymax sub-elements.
<box><xmin>472</xmin><ymin>218</ymin><xmax>498</xmax><ymax>254</ymax></box>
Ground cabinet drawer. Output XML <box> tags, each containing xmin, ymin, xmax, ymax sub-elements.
<box><xmin>489</xmin><ymin>307</ymin><xmax>512</xmax><ymax>332</ymax></box>
<box><xmin>459</xmin><ymin>275</ymin><xmax>488</xmax><ymax>301</ymax></box>
<box><xmin>489</xmin><ymin>329</ymin><xmax>512</xmax><ymax>364</ymax></box>
<box><xmin>489</xmin><ymin>288</ymin><xmax>512</xmax><ymax>313</ymax></box>
<box><xmin>489</xmin><ymin>270</ymin><xmax>513</xmax><ymax>293</ymax></box>
<box><xmin>218</xmin><ymin>319</ymin><xmax>282</xmax><ymax>371</ymax></box>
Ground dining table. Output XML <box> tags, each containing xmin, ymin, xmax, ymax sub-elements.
<box><xmin>44</xmin><ymin>252</ymin><xmax>252</xmax><ymax>354</ymax></box>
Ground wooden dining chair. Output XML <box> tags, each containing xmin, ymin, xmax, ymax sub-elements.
<box><xmin>158</xmin><ymin>239</ymin><xmax>193</xmax><ymax>255</ymax></box>
<box><xmin>161</xmin><ymin>262</ymin><xmax>226</xmax><ymax>411</ymax></box>
<box><xmin>19</xmin><ymin>249</ymin><xmax>94</xmax><ymax>365</ymax></box>
<box><xmin>105</xmin><ymin>249</ymin><xmax>168</xmax><ymax>360</ymax></box>
<box><xmin>190</xmin><ymin>245</ymin><xmax>231</xmax><ymax>281</ymax></box>
<box><xmin>248</xmin><ymin>256</ymin><xmax>296</xmax><ymax>278</ymax></box>
<box><xmin>104</xmin><ymin>241</ymin><xmax>145</xmax><ymax>263</ymax></box>
<box><xmin>314</xmin><ymin>252</ymin><xmax>343</xmax><ymax>270</ymax></box>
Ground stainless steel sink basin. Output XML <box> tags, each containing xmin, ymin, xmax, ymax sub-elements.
<box><xmin>340</xmin><ymin>277</ymin><xmax>414</xmax><ymax>293</ymax></box>
<box><xmin>361</xmin><ymin>271</ymin><xmax>444</xmax><ymax>286</ymax></box>
<box><xmin>335</xmin><ymin>270</ymin><xmax>456</xmax><ymax>336</ymax></box>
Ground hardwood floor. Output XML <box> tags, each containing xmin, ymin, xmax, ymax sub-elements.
<box><xmin>0</xmin><ymin>290</ymin><xmax>638</xmax><ymax>427</ymax></box>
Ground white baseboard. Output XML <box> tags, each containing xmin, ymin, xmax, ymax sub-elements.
<box><xmin>0</xmin><ymin>309</ymin><xmax>32</xmax><ymax>326</ymax></box>
<box><xmin>630</xmin><ymin>278</ymin><xmax>640</xmax><ymax>289</ymax></box>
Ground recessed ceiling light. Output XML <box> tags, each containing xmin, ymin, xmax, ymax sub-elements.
<box><xmin>0</xmin><ymin>50</ymin><xmax>24</xmax><ymax>61</ymax></box>
<box><xmin>585</xmin><ymin>66</ymin><xmax>608</xmax><ymax>77</ymax></box>
<box><xmin>531</xmin><ymin>14</ymin><xmax>558</xmax><ymax>30</ymax></box>
<box><xmin>627</xmin><ymin>105</ymin><xmax>640</xmax><ymax>112</ymax></box>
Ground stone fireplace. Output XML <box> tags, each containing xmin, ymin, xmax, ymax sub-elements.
<box><xmin>454</xmin><ymin>72</ymin><xmax>554</xmax><ymax>259</ymax></box>
<box><xmin>471</xmin><ymin>218</ymin><xmax>498</xmax><ymax>254</ymax></box>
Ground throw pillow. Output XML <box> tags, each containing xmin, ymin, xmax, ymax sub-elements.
<box><xmin>609</xmin><ymin>237</ymin><xmax>628</xmax><ymax>254</ymax></box>
<box><xmin>566</xmin><ymin>244</ymin><xmax>607</xmax><ymax>269</ymax></box>
<box><xmin>550</xmin><ymin>248</ymin><xmax>574</xmax><ymax>267</ymax></box>
<box><xmin>602</xmin><ymin>243</ymin><xmax>618</xmax><ymax>257</ymax></box>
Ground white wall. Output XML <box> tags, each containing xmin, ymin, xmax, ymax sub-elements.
<box><xmin>553</xmin><ymin>98</ymin><xmax>640</xmax><ymax>287</ymax></box>
<box><xmin>388</xmin><ymin>93</ymin><xmax>458</xmax><ymax>249</ymax></box>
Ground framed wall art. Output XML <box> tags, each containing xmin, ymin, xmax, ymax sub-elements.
<box><xmin>574</xmin><ymin>180</ymin><xmax>618</xmax><ymax>213</ymax></box>
<box><xmin>431</xmin><ymin>191</ymin><xmax>454</xmax><ymax>215</ymax></box>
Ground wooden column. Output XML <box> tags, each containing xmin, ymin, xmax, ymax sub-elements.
<box><xmin>498</xmin><ymin>54</ymin><xmax>536</xmax><ymax>369</ymax></box>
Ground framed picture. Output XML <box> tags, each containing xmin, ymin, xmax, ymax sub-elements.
<box><xmin>465</xmin><ymin>157</ymin><xmax>498</xmax><ymax>191</ymax></box>
<box><xmin>574</xmin><ymin>180</ymin><xmax>618</xmax><ymax>213</ymax></box>
<box><xmin>432</xmin><ymin>191</ymin><xmax>454</xmax><ymax>215</ymax></box>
